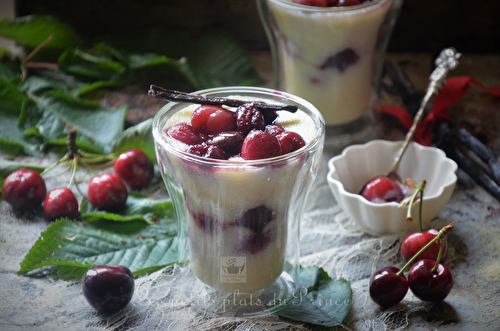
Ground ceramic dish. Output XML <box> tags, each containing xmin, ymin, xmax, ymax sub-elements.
<box><xmin>327</xmin><ymin>140</ymin><xmax>458</xmax><ymax>236</ymax></box>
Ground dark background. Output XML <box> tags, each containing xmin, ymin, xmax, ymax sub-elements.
<box><xmin>15</xmin><ymin>0</ymin><xmax>500</xmax><ymax>54</ymax></box>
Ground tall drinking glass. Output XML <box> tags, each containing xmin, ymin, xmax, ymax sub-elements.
<box><xmin>152</xmin><ymin>86</ymin><xmax>324</xmax><ymax>315</ymax></box>
<box><xmin>257</xmin><ymin>0</ymin><xmax>402</xmax><ymax>141</ymax></box>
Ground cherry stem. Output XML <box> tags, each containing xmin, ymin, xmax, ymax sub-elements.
<box><xmin>419</xmin><ymin>185</ymin><xmax>424</xmax><ymax>231</ymax></box>
<box><xmin>88</xmin><ymin>160</ymin><xmax>116</xmax><ymax>170</ymax></box>
<box><xmin>397</xmin><ymin>221</ymin><xmax>455</xmax><ymax>276</ymax></box>
<box><xmin>66</xmin><ymin>128</ymin><xmax>80</xmax><ymax>160</ymax></box>
<box><xmin>432</xmin><ymin>238</ymin><xmax>446</xmax><ymax>273</ymax></box>
<box><xmin>79</xmin><ymin>159</ymin><xmax>98</xmax><ymax>176</ymax></box>
<box><xmin>68</xmin><ymin>158</ymin><xmax>78</xmax><ymax>190</ymax></box>
<box><xmin>81</xmin><ymin>155</ymin><xmax>115</xmax><ymax>164</ymax></box>
<box><xmin>40</xmin><ymin>156</ymin><xmax>69</xmax><ymax>176</ymax></box>
<box><xmin>406</xmin><ymin>180</ymin><xmax>426</xmax><ymax>232</ymax></box>
<box><xmin>21</xmin><ymin>34</ymin><xmax>54</xmax><ymax>81</ymax></box>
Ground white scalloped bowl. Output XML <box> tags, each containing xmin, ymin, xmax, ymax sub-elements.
<box><xmin>327</xmin><ymin>140</ymin><xmax>458</xmax><ymax>236</ymax></box>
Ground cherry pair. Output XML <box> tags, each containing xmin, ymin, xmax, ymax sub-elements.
<box><xmin>370</xmin><ymin>222</ymin><xmax>455</xmax><ymax>308</ymax></box>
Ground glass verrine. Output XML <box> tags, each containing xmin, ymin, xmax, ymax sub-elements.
<box><xmin>152</xmin><ymin>86</ymin><xmax>324</xmax><ymax>314</ymax></box>
<box><xmin>257</xmin><ymin>0</ymin><xmax>402</xmax><ymax>134</ymax></box>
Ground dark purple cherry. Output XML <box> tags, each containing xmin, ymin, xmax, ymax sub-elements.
<box><xmin>82</xmin><ymin>265</ymin><xmax>135</xmax><ymax>313</ymax></box>
<box><xmin>237</xmin><ymin>205</ymin><xmax>274</xmax><ymax>233</ymax></box>
<box><xmin>241</xmin><ymin>232</ymin><xmax>272</xmax><ymax>254</ymax></box>
<box><xmin>369</xmin><ymin>266</ymin><xmax>408</xmax><ymax>308</ymax></box>
<box><xmin>236</xmin><ymin>103</ymin><xmax>265</xmax><ymax>135</ymax></box>
<box><xmin>319</xmin><ymin>48</ymin><xmax>360</xmax><ymax>72</ymax></box>
<box><xmin>206</xmin><ymin>131</ymin><xmax>244</xmax><ymax>156</ymax></box>
<box><xmin>408</xmin><ymin>259</ymin><xmax>454</xmax><ymax>302</ymax></box>
<box><xmin>186</xmin><ymin>144</ymin><xmax>227</xmax><ymax>159</ymax></box>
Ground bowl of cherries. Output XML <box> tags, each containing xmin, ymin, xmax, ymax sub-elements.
<box><xmin>327</xmin><ymin>140</ymin><xmax>458</xmax><ymax>236</ymax></box>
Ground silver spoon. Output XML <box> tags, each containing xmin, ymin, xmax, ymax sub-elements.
<box><xmin>362</xmin><ymin>47</ymin><xmax>461</xmax><ymax>193</ymax></box>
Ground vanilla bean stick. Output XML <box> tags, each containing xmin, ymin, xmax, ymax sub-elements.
<box><xmin>451</xmin><ymin>126</ymin><xmax>500</xmax><ymax>185</ymax></box>
<box><xmin>441</xmin><ymin>142</ymin><xmax>500</xmax><ymax>201</ymax></box>
<box><xmin>148</xmin><ymin>85</ymin><xmax>298</xmax><ymax>113</ymax></box>
<box><xmin>436</xmin><ymin>122</ymin><xmax>500</xmax><ymax>201</ymax></box>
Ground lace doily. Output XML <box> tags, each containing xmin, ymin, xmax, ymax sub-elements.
<box><xmin>2</xmin><ymin>154</ymin><xmax>453</xmax><ymax>331</ymax></box>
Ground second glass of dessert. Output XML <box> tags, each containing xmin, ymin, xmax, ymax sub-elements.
<box><xmin>257</xmin><ymin>0</ymin><xmax>402</xmax><ymax>139</ymax></box>
<box><xmin>152</xmin><ymin>86</ymin><xmax>324</xmax><ymax>314</ymax></box>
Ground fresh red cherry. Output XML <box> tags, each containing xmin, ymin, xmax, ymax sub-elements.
<box><xmin>2</xmin><ymin>168</ymin><xmax>46</xmax><ymax>209</ymax></box>
<box><xmin>82</xmin><ymin>265</ymin><xmax>135</xmax><ymax>313</ymax></box>
<box><xmin>408</xmin><ymin>259</ymin><xmax>453</xmax><ymax>302</ymax></box>
<box><xmin>277</xmin><ymin>131</ymin><xmax>306</xmax><ymax>154</ymax></box>
<box><xmin>241</xmin><ymin>130</ymin><xmax>282</xmax><ymax>160</ymax></box>
<box><xmin>361</xmin><ymin>176</ymin><xmax>405</xmax><ymax>203</ymax></box>
<box><xmin>369</xmin><ymin>266</ymin><xmax>408</xmax><ymax>308</ymax></box>
<box><xmin>113</xmin><ymin>149</ymin><xmax>154</xmax><ymax>191</ymax></box>
<box><xmin>236</xmin><ymin>103</ymin><xmax>265</xmax><ymax>135</ymax></box>
<box><xmin>401</xmin><ymin>229</ymin><xmax>448</xmax><ymax>265</ymax></box>
<box><xmin>87</xmin><ymin>173</ymin><xmax>128</xmax><ymax>211</ymax></box>
<box><xmin>165</xmin><ymin>123</ymin><xmax>206</xmax><ymax>145</ymax></box>
<box><xmin>44</xmin><ymin>187</ymin><xmax>79</xmax><ymax>220</ymax></box>
<box><xmin>191</xmin><ymin>105</ymin><xmax>236</xmax><ymax>135</ymax></box>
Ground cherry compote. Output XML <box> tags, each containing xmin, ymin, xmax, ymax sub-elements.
<box><xmin>236</xmin><ymin>103</ymin><xmax>266</xmax><ymax>135</ymax></box>
<box><xmin>241</xmin><ymin>130</ymin><xmax>283</xmax><ymax>160</ymax></box>
<box><xmin>165</xmin><ymin>123</ymin><xmax>206</xmax><ymax>145</ymax></box>
<box><xmin>191</xmin><ymin>105</ymin><xmax>236</xmax><ymax>135</ymax></box>
<box><xmin>165</xmin><ymin>103</ymin><xmax>306</xmax><ymax>161</ymax></box>
<box><xmin>277</xmin><ymin>131</ymin><xmax>306</xmax><ymax>154</ymax></box>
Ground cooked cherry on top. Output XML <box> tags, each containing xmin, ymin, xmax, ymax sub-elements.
<box><xmin>165</xmin><ymin>102</ymin><xmax>307</xmax><ymax>161</ymax></box>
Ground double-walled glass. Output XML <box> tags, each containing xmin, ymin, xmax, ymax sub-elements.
<box><xmin>257</xmin><ymin>0</ymin><xmax>402</xmax><ymax>129</ymax></box>
<box><xmin>153</xmin><ymin>87</ymin><xmax>324</xmax><ymax>314</ymax></box>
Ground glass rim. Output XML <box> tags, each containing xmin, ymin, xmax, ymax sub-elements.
<box><xmin>265</xmin><ymin>0</ymin><xmax>393</xmax><ymax>13</ymax></box>
<box><xmin>152</xmin><ymin>86</ymin><xmax>325</xmax><ymax>166</ymax></box>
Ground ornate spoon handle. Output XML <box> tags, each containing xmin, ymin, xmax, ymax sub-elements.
<box><xmin>387</xmin><ymin>47</ymin><xmax>461</xmax><ymax>177</ymax></box>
